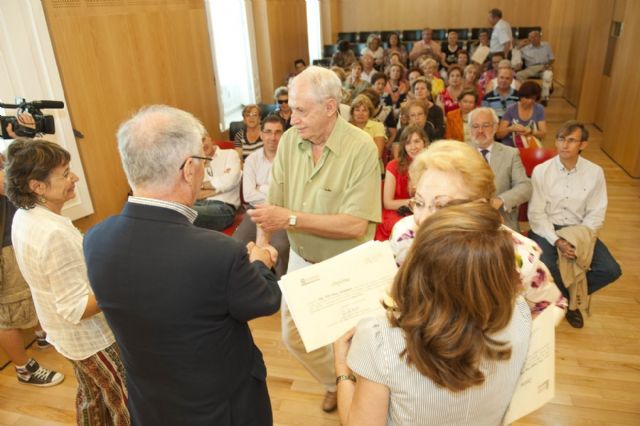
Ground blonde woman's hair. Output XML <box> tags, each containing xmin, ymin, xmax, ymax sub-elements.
<box><xmin>409</xmin><ymin>140</ymin><xmax>496</xmax><ymax>198</ymax></box>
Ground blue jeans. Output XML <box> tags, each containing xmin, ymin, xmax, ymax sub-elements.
<box><xmin>528</xmin><ymin>230</ymin><xmax>622</xmax><ymax>301</ymax></box>
<box><xmin>193</xmin><ymin>200</ymin><xmax>236</xmax><ymax>231</ymax></box>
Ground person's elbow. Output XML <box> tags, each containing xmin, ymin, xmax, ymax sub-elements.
<box><xmin>348</xmin><ymin>218</ymin><xmax>369</xmax><ymax>239</ymax></box>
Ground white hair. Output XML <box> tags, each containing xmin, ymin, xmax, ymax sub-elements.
<box><xmin>289</xmin><ymin>65</ymin><xmax>342</xmax><ymax>103</ymax></box>
<box><xmin>468</xmin><ymin>107</ymin><xmax>499</xmax><ymax>126</ymax></box>
<box><xmin>117</xmin><ymin>105</ymin><xmax>205</xmax><ymax>190</ymax></box>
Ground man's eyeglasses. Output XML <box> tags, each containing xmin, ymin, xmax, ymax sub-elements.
<box><xmin>556</xmin><ymin>136</ymin><xmax>582</xmax><ymax>144</ymax></box>
<box><xmin>180</xmin><ymin>155</ymin><xmax>213</xmax><ymax>176</ymax></box>
<box><xmin>244</xmin><ymin>112</ymin><xmax>259</xmax><ymax>118</ymax></box>
<box><xmin>277</xmin><ymin>99</ymin><xmax>288</xmax><ymax>104</ymax></box>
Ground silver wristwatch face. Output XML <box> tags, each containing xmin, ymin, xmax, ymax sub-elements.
<box><xmin>288</xmin><ymin>215</ymin><xmax>297</xmax><ymax>226</ymax></box>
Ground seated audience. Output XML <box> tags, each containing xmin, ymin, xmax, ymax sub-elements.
<box><xmin>516</xmin><ymin>31</ymin><xmax>555</xmax><ymax>105</ymax></box>
<box><xmin>273</xmin><ymin>86</ymin><xmax>292</xmax><ymax>130</ymax></box>
<box><xmin>375</xmin><ymin>125</ymin><xmax>428</xmax><ymax>241</ymax></box>
<box><xmin>84</xmin><ymin>105</ymin><xmax>281</xmax><ymax>425</ymax></box>
<box><xmin>350</xmin><ymin>94</ymin><xmax>386</xmax><ymax>171</ymax></box>
<box><xmin>331</xmin><ymin>40</ymin><xmax>358</xmax><ymax>69</ymax></box>
<box><xmin>360</xmin><ymin>86</ymin><xmax>397</xmax><ymax>147</ymax></box>
<box><xmin>441</xmin><ymin>31</ymin><xmax>465</xmax><ymax>71</ymax></box>
<box><xmin>445</xmin><ymin>88</ymin><xmax>479</xmax><ymax>142</ymax></box>
<box><xmin>383</xmin><ymin>64</ymin><xmax>409</xmax><ymax>111</ymax></box>
<box><xmin>408</xmin><ymin>79</ymin><xmax>445</xmax><ymax>141</ymax></box>
<box><xmin>384</xmin><ymin>32</ymin><xmax>408</xmax><ymax>66</ymax></box>
<box><xmin>463</xmin><ymin>63</ymin><xmax>484</xmax><ymax>104</ymax></box>
<box><xmin>360</xmin><ymin>53</ymin><xmax>377</xmax><ymax>83</ymax></box>
<box><xmin>456</xmin><ymin>49</ymin><xmax>470</xmax><ymax>70</ymax></box>
<box><xmin>284</xmin><ymin>58</ymin><xmax>307</xmax><ymax>84</ymax></box>
<box><xmin>467</xmin><ymin>107</ymin><xmax>532</xmax><ymax>232</ymax></box>
<box><xmin>438</xmin><ymin>64</ymin><xmax>464</xmax><ymax>114</ymax></box>
<box><xmin>406</xmin><ymin>68</ymin><xmax>423</xmax><ymax>98</ymax></box>
<box><xmin>528</xmin><ymin>121</ymin><xmax>622</xmax><ymax>328</ymax></box>
<box><xmin>419</xmin><ymin>57</ymin><xmax>445</xmax><ymax>100</ymax></box>
<box><xmin>482</xmin><ymin>68</ymin><xmax>519</xmax><ymax>119</ymax></box>
<box><xmin>344</xmin><ymin>61</ymin><xmax>371</xmax><ymax>98</ymax></box>
<box><xmin>234</xmin><ymin>104</ymin><xmax>262</xmax><ymax>159</ymax></box>
<box><xmin>362</xmin><ymin>34</ymin><xmax>384</xmax><ymax>69</ymax></box>
<box><xmin>484</xmin><ymin>59</ymin><xmax>521</xmax><ymax>93</ymax></box>
<box><xmin>233</xmin><ymin>116</ymin><xmax>290</xmax><ymax>278</ymax></box>
<box><xmin>497</xmin><ymin>81</ymin><xmax>547</xmax><ymax>147</ymax></box>
<box><xmin>334</xmin><ymin>201</ymin><xmax>532</xmax><ymax>425</ymax></box>
<box><xmin>470</xmin><ymin>29</ymin><xmax>491</xmax><ymax>63</ymax></box>
<box><xmin>389</xmin><ymin>140</ymin><xmax>566</xmax><ymax>319</ymax></box>
<box><xmin>409</xmin><ymin>27</ymin><xmax>442</xmax><ymax>64</ymax></box>
<box><xmin>7</xmin><ymin>139</ymin><xmax>128</xmax><ymax>424</ymax></box>
<box><xmin>194</xmin><ymin>135</ymin><xmax>242</xmax><ymax>231</ymax></box>
<box><xmin>478</xmin><ymin>52</ymin><xmax>504</xmax><ymax>89</ymax></box>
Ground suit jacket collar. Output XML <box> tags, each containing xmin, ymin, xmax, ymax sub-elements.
<box><xmin>121</xmin><ymin>202</ymin><xmax>193</xmax><ymax>226</ymax></box>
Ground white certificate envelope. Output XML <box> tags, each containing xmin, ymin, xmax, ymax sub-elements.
<box><xmin>471</xmin><ymin>45</ymin><xmax>490</xmax><ymax>64</ymax></box>
<box><xmin>503</xmin><ymin>305</ymin><xmax>556</xmax><ymax>425</ymax></box>
<box><xmin>279</xmin><ymin>241</ymin><xmax>398</xmax><ymax>352</ymax></box>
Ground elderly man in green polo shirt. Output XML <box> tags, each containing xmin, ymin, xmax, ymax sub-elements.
<box><xmin>248</xmin><ymin>65</ymin><xmax>381</xmax><ymax>412</ymax></box>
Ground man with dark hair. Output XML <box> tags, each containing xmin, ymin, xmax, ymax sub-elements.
<box><xmin>488</xmin><ymin>8</ymin><xmax>512</xmax><ymax>56</ymax></box>
<box><xmin>233</xmin><ymin>115</ymin><xmax>290</xmax><ymax>278</ymax></box>
<box><xmin>528</xmin><ymin>121</ymin><xmax>621</xmax><ymax>328</ymax></box>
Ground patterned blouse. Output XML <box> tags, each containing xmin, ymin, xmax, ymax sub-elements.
<box><xmin>390</xmin><ymin>215</ymin><xmax>567</xmax><ymax>318</ymax></box>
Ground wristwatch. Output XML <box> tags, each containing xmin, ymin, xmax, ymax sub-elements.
<box><xmin>288</xmin><ymin>213</ymin><xmax>297</xmax><ymax>227</ymax></box>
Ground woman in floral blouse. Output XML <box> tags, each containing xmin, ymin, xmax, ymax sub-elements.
<box><xmin>390</xmin><ymin>140</ymin><xmax>567</xmax><ymax>322</ymax></box>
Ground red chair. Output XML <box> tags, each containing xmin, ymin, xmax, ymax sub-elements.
<box><xmin>215</xmin><ymin>140</ymin><xmax>236</xmax><ymax>150</ymax></box>
<box><xmin>517</xmin><ymin>147</ymin><xmax>557</xmax><ymax>222</ymax></box>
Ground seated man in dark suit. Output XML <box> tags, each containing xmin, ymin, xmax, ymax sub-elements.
<box><xmin>83</xmin><ymin>105</ymin><xmax>281</xmax><ymax>426</ymax></box>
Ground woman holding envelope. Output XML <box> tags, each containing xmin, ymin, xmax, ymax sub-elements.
<box><xmin>333</xmin><ymin>202</ymin><xmax>532</xmax><ymax>425</ymax></box>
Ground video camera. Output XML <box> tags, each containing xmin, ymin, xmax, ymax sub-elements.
<box><xmin>0</xmin><ymin>98</ymin><xmax>65</xmax><ymax>139</ymax></box>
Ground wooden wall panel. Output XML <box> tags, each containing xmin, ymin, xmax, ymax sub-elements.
<box><xmin>42</xmin><ymin>0</ymin><xmax>222</xmax><ymax>231</ymax></box>
<box><xmin>329</xmin><ymin>0</ymin><xmax>551</xmax><ymax>40</ymax></box>
<box><xmin>253</xmin><ymin>0</ymin><xmax>308</xmax><ymax>102</ymax></box>
<box><xmin>267</xmin><ymin>0</ymin><xmax>309</xmax><ymax>91</ymax></box>
<box><xmin>601</xmin><ymin>0</ymin><xmax>640</xmax><ymax>177</ymax></box>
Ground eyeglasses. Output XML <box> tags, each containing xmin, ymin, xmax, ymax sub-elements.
<box><xmin>556</xmin><ymin>136</ymin><xmax>582</xmax><ymax>144</ymax></box>
<box><xmin>244</xmin><ymin>112</ymin><xmax>259</xmax><ymax>118</ymax></box>
<box><xmin>471</xmin><ymin>122</ymin><xmax>494</xmax><ymax>130</ymax></box>
<box><xmin>180</xmin><ymin>155</ymin><xmax>213</xmax><ymax>176</ymax></box>
<box><xmin>277</xmin><ymin>99</ymin><xmax>288</xmax><ymax>104</ymax></box>
<box><xmin>409</xmin><ymin>195</ymin><xmax>474</xmax><ymax>214</ymax></box>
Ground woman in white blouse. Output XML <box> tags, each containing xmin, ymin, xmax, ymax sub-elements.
<box><xmin>333</xmin><ymin>202</ymin><xmax>532</xmax><ymax>425</ymax></box>
<box><xmin>6</xmin><ymin>139</ymin><xmax>129</xmax><ymax>425</ymax></box>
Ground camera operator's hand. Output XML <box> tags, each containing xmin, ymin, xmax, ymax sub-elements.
<box><xmin>5</xmin><ymin>123</ymin><xmax>17</xmax><ymax>139</ymax></box>
<box><xmin>6</xmin><ymin>112</ymin><xmax>36</xmax><ymax>138</ymax></box>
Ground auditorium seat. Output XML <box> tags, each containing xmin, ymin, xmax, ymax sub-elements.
<box><xmin>517</xmin><ymin>146</ymin><xmax>557</xmax><ymax>223</ymax></box>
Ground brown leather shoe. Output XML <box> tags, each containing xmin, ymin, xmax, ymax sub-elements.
<box><xmin>322</xmin><ymin>390</ymin><xmax>338</xmax><ymax>412</ymax></box>
<box><xmin>566</xmin><ymin>309</ymin><xmax>584</xmax><ymax>328</ymax></box>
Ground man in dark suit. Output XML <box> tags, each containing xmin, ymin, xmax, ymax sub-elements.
<box><xmin>84</xmin><ymin>105</ymin><xmax>281</xmax><ymax>426</ymax></box>
<box><xmin>467</xmin><ymin>107</ymin><xmax>532</xmax><ymax>232</ymax></box>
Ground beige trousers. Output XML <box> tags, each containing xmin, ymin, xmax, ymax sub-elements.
<box><xmin>281</xmin><ymin>249</ymin><xmax>336</xmax><ymax>392</ymax></box>
<box><xmin>516</xmin><ymin>64</ymin><xmax>553</xmax><ymax>98</ymax></box>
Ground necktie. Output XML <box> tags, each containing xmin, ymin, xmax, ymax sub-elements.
<box><xmin>481</xmin><ymin>149</ymin><xmax>490</xmax><ymax>163</ymax></box>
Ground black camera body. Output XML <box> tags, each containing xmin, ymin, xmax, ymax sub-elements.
<box><xmin>0</xmin><ymin>98</ymin><xmax>64</xmax><ymax>139</ymax></box>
